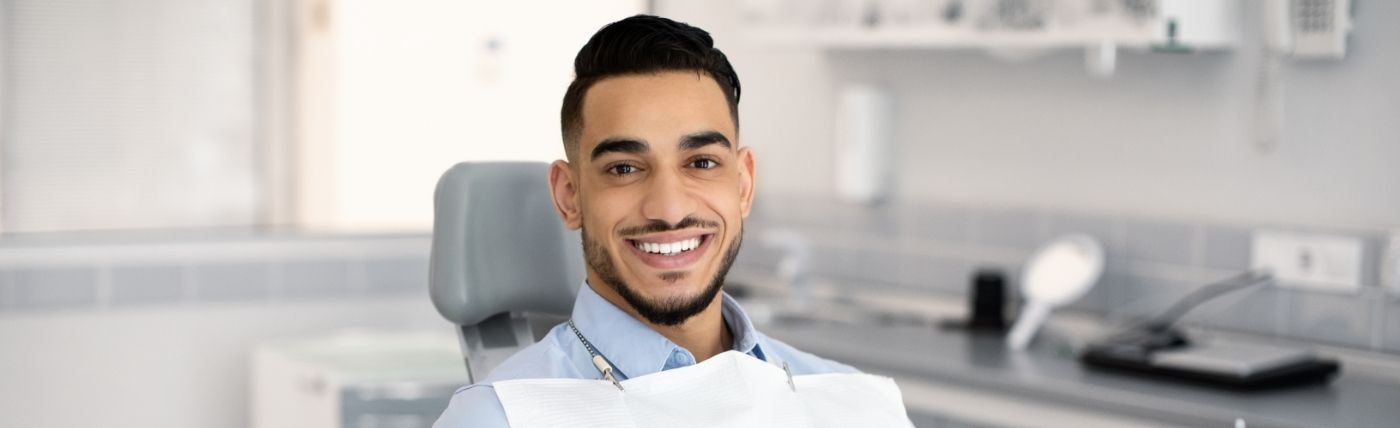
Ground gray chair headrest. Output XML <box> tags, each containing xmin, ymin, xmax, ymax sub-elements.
<box><xmin>429</xmin><ymin>162</ymin><xmax>583</xmax><ymax>326</ymax></box>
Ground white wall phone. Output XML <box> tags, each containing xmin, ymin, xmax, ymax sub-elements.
<box><xmin>1254</xmin><ymin>0</ymin><xmax>1353</xmax><ymax>152</ymax></box>
<box><xmin>1265</xmin><ymin>0</ymin><xmax>1354</xmax><ymax>59</ymax></box>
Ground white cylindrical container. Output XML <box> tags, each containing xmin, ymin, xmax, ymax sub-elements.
<box><xmin>834</xmin><ymin>84</ymin><xmax>894</xmax><ymax>205</ymax></box>
<box><xmin>1383</xmin><ymin>229</ymin><xmax>1400</xmax><ymax>294</ymax></box>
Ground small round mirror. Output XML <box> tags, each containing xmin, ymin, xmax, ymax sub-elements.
<box><xmin>1006</xmin><ymin>234</ymin><xmax>1105</xmax><ymax>350</ymax></box>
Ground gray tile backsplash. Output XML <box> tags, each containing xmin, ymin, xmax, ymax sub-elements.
<box><xmin>898</xmin><ymin>203</ymin><xmax>969</xmax><ymax>243</ymax></box>
<box><xmin>1125</xmin><ymin>219</ymin><xmax>1196</xmax><ymax>266</ymax></box>
<box><xmin>742</xmin><ymin>195</ymin><xmax>1394</xmax><ymax>353</ymax></box>
<box><xmin>900</xmin><ymin>254</ymin><xmax>972</xmax><ymax>294</ymax></box>
<box><xmin>1064</xmin><ymin>270</ymin><xmax>1122</xmax><ymax>314</ymax></box>
<box><xmin>839</xmin><ymin>202</ymin><xmax>900</xmax><ymax>238</ymax></box>
<box><xmin>1192</xmin><ymin>286</ymin><xmax>1282</xmax><ymax>336</ymax></box>
<box><xmin>1289</xmin><ymin>291</ymin><xmax>1374</xmax><ymax>348</ymax></box>
<box><xmin>1117</xmin><ymin>274</ymin><xmax>1198</xmax><ymax>319</ymax></box>
<box><xmin>1201</xmin><ymin>225</ymin><xmax>1252</xmax><ymax>271</ymax></box>
<box><xmin>1047</xmin><ymin>213</ymin><xmax>1122</xmax><ymax>261</ymax></box>
<box><xmin>976</xmin><ymin>209</ymin><xmax>1041</xmax><ymax>249</ymax></box>
<box><xmin>0</xmin><ymin>235</ymin><xmax>431</xmax><ymax>316</ymax></box>
<box><xmin>0</xmin><ymin>270</ymin><xmax>12</xmax><ymax>310</ymax></box>
<box><xmin>280</xmin><ymin>260</ymin><xmax>353</xmax><ymax>298</ymax></box>
<box><xmin>195</xmin><ymin>263</ymin><xmax>272</xmax><ymax>301</ymax></box>
<box><xmin>10</xmin><ymin>267</ymin><xmax>98</xmax><ymax>309</ymax></box>
<box><xmin>809</xmin><ymin>245</ymin><xmax>859</xmax><ymax>280</ymax></box>
<box><xmin>735</xmin><ymin>243</ymin><xmax>784</xmax><ymax>271</ymax></box>
<box><xmin>110</xmin><ymin>265</ymin><xmax>186</xmax><ymax>306</ymax></box>
<box><xmin>858</xmin><ymin>247</ymin><xmax>908</xmax><ymax>287</ymax></box>
<box><xmin>763</xmin><ymin>194</ymin><xmax>842</xmax><ymax>229</ymax></box>
<box><xmin>1385</xmin><ymin>300</ymin><xmax>1400</xmax><ymax>353</ymax></box>
<box><xmin>365</xmin><ymin>257</ymin><xmax>429</xmax><ymax>294</ymax></box>
<box><xmin>1360</xmin><ymin>235</ymin><xmax>1383</xmax><ymax>292</ymax></box>
<box><xmin>0</xmin><ymin>201</ymin><xmax>1391</xmax><ymax>355</ymax></box>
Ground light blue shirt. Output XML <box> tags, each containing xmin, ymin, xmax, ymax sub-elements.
<box><xmin>433</xmin><ymin>282</ymin><xmax>858</xmax><ymax>427</ymax></box>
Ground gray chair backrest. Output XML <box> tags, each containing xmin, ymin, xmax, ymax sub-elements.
<box><xmin>429</xmin><ymin>162</ymin><xmax>583</xmax><ymax>381</ymax></box>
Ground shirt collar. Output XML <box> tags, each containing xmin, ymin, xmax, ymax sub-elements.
<box><xmin>569</xmin><ymin>281</ymin><xmax>765</xmax><ymax>379</ymax></box>
<box><xmin>720</xmin><ymin>292</ymin><xmax>762</xmax><ymax>358</ymax></box>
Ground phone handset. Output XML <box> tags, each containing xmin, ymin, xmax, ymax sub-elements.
<box><xmin>1265</xmin><ymin>0</ymin><xmax>1352</xmax><ymax>59</ymax></box>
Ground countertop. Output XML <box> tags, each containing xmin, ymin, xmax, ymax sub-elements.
<box><xmin>761</xmin><ymin>320</ymin><xmax>1400</xmax><ymax>428</ymax></box>
<box><xmin>732</xmin><ymin>276</ymin><xmax>1400</xmax><ymax>428</ymax></box>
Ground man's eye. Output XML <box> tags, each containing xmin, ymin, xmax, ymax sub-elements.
<box><xmin>690</xmin><ymin>159</ymin><xmax>718</xmax><ymax>169</ymax></box>
<box><xmin>607</xmin><ymin>164</ymin><xmax>638</xmax><ymax>175</ymax></box>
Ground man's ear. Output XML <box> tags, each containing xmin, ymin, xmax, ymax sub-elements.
<box><xmin>548</xmin><ymin>160</ymin><xmax>583</xmax><ymax>230</ymax></box>
<box><xmin>736</xmin><ymin>146</ymin><xmax>756</xmax><ymax>218</ymax></box>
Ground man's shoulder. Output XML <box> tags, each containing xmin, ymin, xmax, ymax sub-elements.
<box><xmin>433</xmin><ymin>384</ymin><xmax>509</xmax><ymax>428</ymax></box>
<box><xmin>433</xmin><ymin>323</ymin><xmax>585</xmax><ymax>428</ymax></box>
<box><xmin>752</xmin><ymin>329</ymin><xmax>860</xmax><ymax>375</ymax></box>
<box><xmin>480</xmin><ymin>322</ymin><xmax>586</xmax><ymax>383</ymax></box>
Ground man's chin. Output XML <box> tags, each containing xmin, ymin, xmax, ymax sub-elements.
<box><xmin>628</xmin><ymin>274</ymin><xmax>706</xmax><ymax>299</ymax></box>
<box><xmin>613</xmin><ymin>274</ymin><xmax>724</xmax><ymax>327</ymax></box>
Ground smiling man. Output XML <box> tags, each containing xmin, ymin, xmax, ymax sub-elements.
<box><xmin>433</xmin><ymin>15</ymin><xmax>857</xmax><ymax>427</ymax></box>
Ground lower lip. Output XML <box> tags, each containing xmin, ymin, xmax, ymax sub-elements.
<box><xmin>625</xmin><ymin>234</ymin><xmax>713</xmax><ymax>271</ymax></box>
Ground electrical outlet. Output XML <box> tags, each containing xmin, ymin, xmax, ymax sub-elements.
<box><xmin>1251</xmin><ymin>230</ymin><xmax>1363</xmax><ymax>292</ymax></box>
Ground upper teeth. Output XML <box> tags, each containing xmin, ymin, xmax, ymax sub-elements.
<box><xmin>636</xmin><ymin>237</ymin><xmax>702</xmax><ymax>255</ymax></box>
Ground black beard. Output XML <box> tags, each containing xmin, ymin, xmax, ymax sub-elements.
<box><xmin>582</xmin><ymin>225</ymin><xmax>742</xmax><ymax>327</ymax></box>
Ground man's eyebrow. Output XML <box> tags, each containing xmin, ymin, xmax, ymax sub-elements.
<box><xmin>679</xmin><ymin>131</ymin><xmax>731</xmax><ymax>151</ymax></box>
<box><xmin>590</xmin><ymin>137</ymin><xmax>649</xmax><ymax>160</ymax></box>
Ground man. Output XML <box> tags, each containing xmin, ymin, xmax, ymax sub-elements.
<box><xmin>433</xmin><ymin>15</ymin><xmax>856</xmax><ymax>427</ymax></box>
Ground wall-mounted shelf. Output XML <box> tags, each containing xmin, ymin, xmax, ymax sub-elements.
<box><xmin>737</xmin><ymin>0</ymin><xmax>1241</xmax><ymax>75</ymax></box>
<box><xmin>745</xmin><ymin>27</ymin><xmax>1202</xmax><ymax>51</ymax></box>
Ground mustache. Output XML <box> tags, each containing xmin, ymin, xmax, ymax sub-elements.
<box><xmin>618</xmin><ymin>216</ymin><xmax>720</xmax><ymax>237</ymax></box>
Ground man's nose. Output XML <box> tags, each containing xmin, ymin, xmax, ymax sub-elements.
<box><xmin>639</xmin><ymin>168</ymin><xmax>697</xmax><ymax>227</ymax></box>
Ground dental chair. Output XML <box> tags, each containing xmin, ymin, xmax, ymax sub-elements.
<box><xmin>429</xmin><ymin>162</ymin><xmax>584</xmax><ymax>382</ymax></box>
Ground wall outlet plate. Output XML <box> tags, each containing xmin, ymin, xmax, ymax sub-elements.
<box><xmin>1251</xmin><ymin>230</ymin><xmax>1363</xmax><ymax>292</ymax></box>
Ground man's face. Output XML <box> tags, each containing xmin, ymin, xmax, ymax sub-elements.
<box><xmin>549</xmin><ymin>71</ymin><xmax>755</xmax><ymax>326</ymax></box>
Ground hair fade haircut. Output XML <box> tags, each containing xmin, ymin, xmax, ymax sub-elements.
<box><xmin>560</xmin><ymin>15</ymin><xmax>741</xmax><ymax>161</ymax></box>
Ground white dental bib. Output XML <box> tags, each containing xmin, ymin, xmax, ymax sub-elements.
<box><xmin>492</xmin><ymin>350</ymin><xmax>913</xmax><ymax>428</ymax></box>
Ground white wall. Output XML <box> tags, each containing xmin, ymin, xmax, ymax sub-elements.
<box><xmin>312</xmin><ymin>0</ymin><xmax>644</xmax><ymax>231</ymax></box>
<box><xmin>0</xmin><ymin>297</ymin><xmax>445</xmax><ymax>428</ymax></box>
<box><xmin>2</xmin><ymin>0</ymin><xmax>262</xmax><ymax>233</ymax></box>
<box><xmin>662</xmin><ymin>0</ymin><xmax>1400</xmax><ymax>231</ymax></box>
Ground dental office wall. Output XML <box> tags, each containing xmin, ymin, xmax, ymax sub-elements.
<box><xmin>0</xmin><ymin>236</ymin><xmax>440</xmax><ymax>428</ymax></box>
<box><xmin>0</xmin><ymin>1</ymin><xmax>640</xmax><ymax>427</ymax></box>
<box><xmin>660</xmin><ymin>0</ymin><xmax>1400</xmax><ymax>353</ymax></box>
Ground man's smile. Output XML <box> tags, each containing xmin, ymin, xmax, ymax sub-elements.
<box><xmin>623</xmin><ymin>230</ymin><xmax>716</xmax><ymax>271</ymax></box>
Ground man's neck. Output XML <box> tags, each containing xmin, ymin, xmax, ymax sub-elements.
<box><xmin>587</xmin><ymin>278</ymin><xmax>733</xmax><ymax>363</ymax></box>
<box><xmin>652</xmin><ymin>296</ymin><xmax>733</xmax><ymax>362</ymax></box>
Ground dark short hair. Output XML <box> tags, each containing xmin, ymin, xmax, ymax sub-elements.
<box><xmin>560</xmin><ymin>15</ymin><xmax>741</xmax><ymax>161</ymax></box>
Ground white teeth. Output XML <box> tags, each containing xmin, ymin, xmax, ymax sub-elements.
<box><xmin>635</xmin><ymin>237</ymin><xmax>703</xmax><ymax>255</ymax></box>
